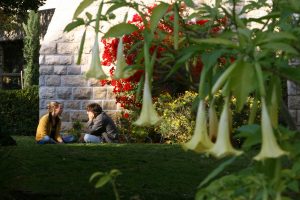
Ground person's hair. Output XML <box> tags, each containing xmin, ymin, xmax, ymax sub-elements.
<box><xmin>47</xmin><ymin>101</ymin><xmax>61</xmax><ymax>113</ymax></box>
<box><xmin>86</xmin><ymin>103</ymin><xmax>102</xmax><ymax>116</ymax></box>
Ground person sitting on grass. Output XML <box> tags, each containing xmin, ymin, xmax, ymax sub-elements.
<box><xmin>81</xmin><ymin>103</ymin><xmax>119</xmax><ymax>143</ymax></box>
<box><xmin>36</xmin><ymin>101</ymin><xmax>75</xmax><ymax>144</ymax></box>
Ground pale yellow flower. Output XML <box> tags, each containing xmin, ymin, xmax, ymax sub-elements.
<box><xmin>114</xmin><ymin>38</ymin><xmax>132</xmax><ymax>79</ymax></box>
<box><xmin>254</xmin><ymin>98</ymin><xmax>288</xmax><ymax>161</ymax></box>
<box><xmin>85</xmin><ymin>34</ymin><xmax>107</xmax><ymax>80</ymax></box>
<box><xmin>183</xmin><ymin>100</ymin><xmax>213</xmax><ymax>153</ymax></box>
<box><xmin>134</xmin><ymin>73</ymin><xmax>160</xmax><ymax>126</ymax></box>
<box><xmin>208</xmin><ymin>97</ymin><xmax>243</xmax><ymax>158</ymax></box>
<box><xmin>208</xmin><ymin>102</ymin><xmax>218</xmax><ymax>143</ymax></box>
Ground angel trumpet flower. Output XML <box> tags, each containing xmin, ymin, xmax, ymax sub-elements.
<box><xmin>134</xmin><ymin>73</ymin><xmax>160</xmax><ymax>126</ymax></box>
<box><xmin>208</xmin><ymin>97</ymin><xmax>243</xmax><ymax>158</ymax></box>
<box><xmin>183</xmin><ymin>100</ymin><xmax>213</xmax><ymax>153</ymax></box>
<box><xmin>208</xmin><ymin>103</ymin><xmax>218</xmax><ymax>143</ymax></box>
<box><xmin>114</xmin><ymin>38</ymin><xmax>131</xmax><ymax>79</ymax></box>
<box><xmin>85</xmin><ymin>34</ymin><xmax>107</xmax><ymax>80</ymax></box>
<box><xmin>254</xmin><ymin>98</ymin><xmax>288</xmax><ymax>161</ymax></box>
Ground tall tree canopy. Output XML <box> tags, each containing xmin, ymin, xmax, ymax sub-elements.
<box><xmin>0</xmin><ymin>0</ymin><xmax>46</xmax><ymax>31</ymax></box>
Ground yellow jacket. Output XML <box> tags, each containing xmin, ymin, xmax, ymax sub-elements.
<box><xmin>36</xmin><ymin>114</ymin><xmax>63</xmax><ymax>142</ymax></box>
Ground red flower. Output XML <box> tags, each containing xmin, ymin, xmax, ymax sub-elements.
<box><xmin>123</xmin><ymin>112</ymin><xmax>130</xmax><ymax>118</ymax></box>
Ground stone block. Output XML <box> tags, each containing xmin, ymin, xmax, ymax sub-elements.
<box><xmin>70</xmin><ymin>111</ymin><xmax>88</xmax><ymax>122</ymax></box>
<box><xmin>39</xmin><ymin>110</ymin><xmax>48</xmax><ymax>118</ymax></box>
<box><xmin>67</xmin><ymin>65</ymin><xmax>81</xmax><ymax>75</ymax></box>
<box><xmin>73</xmin><ymin>88</ymin><xmax>92</xmax><ymax>99</ymax></box>
<box><xmin>45</xmin><ymin>75</ymin><xmax>61</xmax><ymax>86</ymax></box>
<box><xmin>89</xmin><ymin>78</ymin><xmax>101</xmax><ymax>86</ymax></box>
<box><xmin>61</xmin><ymin>75</ymin><xmax>87</xmax><ymax>87</ymax></box>
<box><xmin>54</xmin><ymin>65</ymin><xmax>67</xmax><ymax>75</ymax></box>
<box><xmin>45</xmin><ymin>55</ymin><xmax>73</xmax><ymax>65</ymax></box>
<box><xmin>93</xmin><ymin>87</ymin><xmax>107</xmax><ymax>99</ymax></box>
<box><xmin>57</xmin><ymin>42</ymin><xmax>79</xmax><ymax>54</ymax></box>
<box><xmin>103</xmin><ymin>100</ymin><xmax>117</xmax><ymax>110</ymax></box>
<box><xmin>61</xmin><ymin>111</ymin><xmax>70</xmax><ymax>122</ymax></box>
<box><xmin>39</xmin><ymin>76</ymin><xmax>45</xmax><ymax>86</ymax></box>
<box><xmin>39</xmin><ymin>65</ymin><xmax>53</xmax><ymax>75</ymax></box>
<box><xmin>106</xmin><ymin>86</ymin><xmax>116</xmax><ymax>99</ymax></box>
<box><xmin>288</xmin><ymin>96</ymin><xmax>300</xmax><ymax>109</ymax></box>
<box><xmin>40</xmin><ymin>87</ymin><xmax>56</xmax><ymax>99</ymax></box>
<box><xmin>287</xmin><ymin>81</ymin><xmax>298</xmax><ymax>95</ymax></box>
<box><xmin>57</xmin><ymin>87</ymin><xmax>72</xmax><ymax>99</ymax></box>
<box><xmin>61</xmin><ymin>122</ymin><xmax>73</xmax><ymax>131</ymax></box>
<box><xmin>40</xmin><ymin>43</ymin><xmax>57</xmax><ymax>54</ymax></box>
<box><xmin>39</xmin><ymin>55</ymin><xmax>45</xmax><ymax>64</ymax></box>
<box><xmin>65</xmin><ymin>101</ymin><xmax>81</xmax><ymax>110</ymax></box>
<box><xmin>81</xmin><ymin>101</ymin><xmax>103</xmax><ymax>110</ymax></box>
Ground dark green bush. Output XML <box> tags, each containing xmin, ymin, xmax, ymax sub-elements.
<box><xmin>0</xmin><ymin>86</ymin><xmax>39</xmax><ymax>135</ymax></box>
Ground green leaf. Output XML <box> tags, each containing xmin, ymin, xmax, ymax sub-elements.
<box><xmin>278</xmin><ymin>67</ymin><xmax>300</xmax><ymax>84</ymax></box>
<box><xmin>198</xmin><ymin>157</ymin><xmax>236</xmax><ymax>188</ymax></box>
<box><xmin>64</xmin><ymin>18</ymin><xmax>85</xmax><ymax>32</ymax></box>
<box><xmin>109</xmin><ymin>169</ymin><xmax>122</xmax><ymax>177</ymax></box>
<box><xmin>95</xmin><ymin>174</ymin><xmax>111</xmax><ymax>188</ymax></box>
<box><xmin>85</xmin><ymin>12</ymin><xmax>93</xmax><ymax>20</ymax></box>
<box><xmin>105</xmin><ymin>3</ymin><xmax>128</xmax><ymax>15</ymax></box>
<box><xmin>261</xmin><ymin>42</ymin><xmax>298</xmax><ymax>55</ymax></box>
<box><xmin>76</xmin><ymin>29</ymin><xmax>86</xmax><ymax>64</ymax></box>
<box><xmin>229</xmin><ymin>62</ymin><xmax>257</xmax><ymax>111</ymax></box>
<box><xmin>150</xmin><ymin>2</ymin><xmax>169</xmax><ymax>33</ymax></box>
<box><xmin>201</xmin><ymin>50</ymin><xmax>225</xmax><ymax>72</ymax></box>
<box><xmin>257</xmin><ymin>32</ymin><xmax>297</xmax><ymax>45</ymax></box>
<box><xmin>183</xmin><ymin>0</ymin><xmax>195</xmax><ymax>7</ymax></box>
<box><xmin>103</xmin><ymin>23</ymin><xmax>138</xmax><ymax>38</ymax></box>
<box><xmin>236</xmin><ymin>124</ymin><xmax>261</xmax><ymax>149</ymax></box>
<box><xmin>73</xmin><ymin>0</ymin><xmax>95</xmax><ymax>19</ymax></box>
<box><xmin>191</xmin><ymin>38</ymin><xmax>237</xmax><ymax>48</ymax></box>
<box><xmin>89</xmin><ymin>171</ymin><xmax>104</xmax><ymax>182</ymax></box>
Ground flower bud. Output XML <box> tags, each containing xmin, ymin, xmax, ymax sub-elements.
<box><xmin>114</xmin><ymin>38</ymin><xmax>131</xmax><ymax>79</ymax></box>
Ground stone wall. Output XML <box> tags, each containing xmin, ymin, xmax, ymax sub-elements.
<box><xmin>39</xmin><ymin>1</ymin><xmax>119</xmax><ymax>130</ymax></box>
<box><xmin>287</xmin><ymin>60</ymin><xmax>300</xmax><ymax>129</ymax></box>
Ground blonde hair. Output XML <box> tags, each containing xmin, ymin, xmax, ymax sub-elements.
<box><xmin>47</xmin><ymin>101</ymin><xmax>61</xmax><ymax>113</ymax></box>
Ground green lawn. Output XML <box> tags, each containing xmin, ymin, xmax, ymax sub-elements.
<box><xmin>0</xmin><ymin>136</ymin><xmax>250</xmax><ymax>200</ymax></box>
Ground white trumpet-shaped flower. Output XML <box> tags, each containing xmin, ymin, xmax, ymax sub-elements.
<box><xmin>254</xmin><ymin>98</ymin><xmax>288</xmax><ymax>161</ymax></box>
<box><xmin>85</xmin><ymin>35</ymin><xmax>107</xmax><ymax>80</ymax></box>
<box><xmin>208</xmin><ymin>97</ymin><xmax>243</xmax><ymax>158</ymax></box>
<box><xmin>114</xmin><ymin>38</ymin><xmax>131</xmax><ymax>79</ymax></box>
<box><xmin>208</xmin><ymin>103</ymin><xmax>218</xmax><ymax>143</ymax></box>
<box><xmin>183</xmin><ymin>100</ymin><xmax>213</xmax><ymax>153</ymax></box>
<box><xmin>134</xmin><ymin>73</ymin><xmax>160</xmax><ymax>126</ymax></box>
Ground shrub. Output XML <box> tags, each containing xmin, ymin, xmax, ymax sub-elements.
<box><xmin>155</xmin><ymin>91</ymin><xmax>198</xmax><ymax>143</ymax></box>
<box><xmin>0</xmin><ymin>86</ymin><xmax>39</xmax><ymax>135</ymax></box>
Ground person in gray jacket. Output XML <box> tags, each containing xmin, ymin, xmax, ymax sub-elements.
<box><xmin>82</xmin><ymin>103</ymin><xmax>119</xmax><ymax>143</ymax></box>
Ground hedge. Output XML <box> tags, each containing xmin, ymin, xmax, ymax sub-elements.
<box><xmin>0</xmin><ymin>86</ymin><xmax>39</xmax><ymax>136</ymax></box>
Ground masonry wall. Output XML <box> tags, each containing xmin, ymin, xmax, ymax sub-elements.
<box><xmin>39</xmin><ymin>1</ymin><xmax>119</xmax><ymax>130</ymax></box>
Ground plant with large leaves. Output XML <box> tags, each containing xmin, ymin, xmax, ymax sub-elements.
<box><xmin>66</xmin><ymin>0</ymin><xmax>300</xmax><ymax>199</ymax></box>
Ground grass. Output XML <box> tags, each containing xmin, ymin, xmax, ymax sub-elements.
<box><xmin>0</xmin><ymin>136</ymin><xmax>251</xmax><ymax>200</ymax></box>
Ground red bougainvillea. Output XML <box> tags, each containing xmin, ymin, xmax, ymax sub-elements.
<box><xmin>100</xmin><ymin>4</ymin><xmax>228</xmax><ymax>115</ymax></box>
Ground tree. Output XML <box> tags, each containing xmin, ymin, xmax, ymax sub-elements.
<box><xmin>23</xmin><ymin>10</ymin><xmax>40</xmax><ymax>87</ymax></box>
<box><xmin>0</xmin><ymin>0</ymin><xmax>45</xmax><ymax>32</ymax></box>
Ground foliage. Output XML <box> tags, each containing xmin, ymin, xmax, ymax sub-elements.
<box><xmin>23</xmin><ymin>10</ymin><xmax>40</xmax><ymax>87</ymax></box>
<box><xmin>155</xmin><ymin>91</ymin><xmax>197</xmax><ymax>143</ymax></box>
<box><xmin>0</xmin><ymin>0</ymin><xmax>45</xmax><ymax>32</ymax></box>
<box><xmin>66</xmin><ymin>0</ymin><xmax>300</xmax><ymax>199</ymax></box>
<box><xmin>0</xmin><ymin>86</ymin><xmax>39</xmax><ymax>136</ymax></box>
<box><xmin>90</xmin><ymin>169</ymin><xmax>122</xmax><ymax>200</ymax></box>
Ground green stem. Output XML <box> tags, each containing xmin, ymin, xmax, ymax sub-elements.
<box><xmin>95</xmin><ymin>1</ymin><xmax>104</xmax><ymax>32</ymax></box>
<box><xmin>254</xmin><ymin>63</ymin><xmax>266</xmax><ymax>97</ymax></box>
<box><xmin>111</xmin><ymin>180</ymin><xmax>120</xmax><ymax>200</ymax></box>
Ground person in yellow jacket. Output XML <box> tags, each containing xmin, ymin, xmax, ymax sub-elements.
<box><xmin>36</xmin><ymin>101</ymin><xmax>74</xmax><ymax>144</ymax></box>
